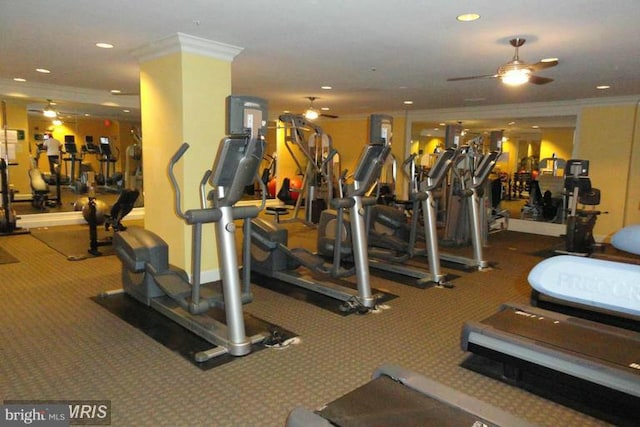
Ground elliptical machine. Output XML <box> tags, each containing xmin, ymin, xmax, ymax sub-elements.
<box><xmin>250</xmin><ymin>128</ymin><xmax>391</xmax><ymax>313</ymax></box>
<box><xmin>440</xmin><ymin>127</ymin><xmax>503</xmax><ymax>270</ymax></box>
<box><xmin>110</xmin><ymin>96</ymin><xmax>270</xmax><ymax>361</ymax></box>
<box><xmin>358</xmin><ymin>115</ymin><xmax>453</xmax><ymax>287</ymax></box>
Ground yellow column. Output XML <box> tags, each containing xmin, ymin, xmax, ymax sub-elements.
<box><xmin>134</xmin><ymin>33</ymin><xmax>243</xmax><ymax>281</ymax></box>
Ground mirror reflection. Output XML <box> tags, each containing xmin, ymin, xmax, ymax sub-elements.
<box><xmin>410</xmin><ymin>117</ymin><xmax>575</xmax><ymax>223</ymax></box>
<box><xmin>8</xmin><ymin>112</ymin><xmax>142</xmax><ymax>219</ymax></box>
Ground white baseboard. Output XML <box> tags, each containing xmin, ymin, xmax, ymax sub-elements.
<box><xmin>17</xmin><ymin>207</ymin><xmax>145</xmax><ymax>229</ymax></box>
<box><xmin>507</xmin><ymin>218</ymin><xmax>565</xmax><ymax>237</ymax></box>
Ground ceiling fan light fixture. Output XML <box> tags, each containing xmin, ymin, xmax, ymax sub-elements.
<box><xmin>304</xmin><ymin>108</ymin><xmax>319</xmax><ymax>120</ymax></box>
<box><xmin>501</xmin><ymin>69</ymin><xmax>530</xmax><ymax>86</ymax></box>
<box><xmin>43</xmin><ymin>103</ymin><xmax>57</xmax><ymax>118</ymax></box>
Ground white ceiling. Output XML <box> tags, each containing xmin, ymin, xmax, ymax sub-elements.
<box><xmin>1</xmin><ymin>0</ymin><xmax>639</xmax><ymax>130</ymax></box>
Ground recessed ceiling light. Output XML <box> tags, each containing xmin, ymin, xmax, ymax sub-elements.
<box><xmin>403</xmin><ymin>100</ymin><xmax>413</xmax><ymax>105</ymax></box>
<box><xmin>110</xmin><ymin>89</ymin><xmax>122</xmax><ymax>94</ymax></box>
<box><xmin>36</xmin><ymin>68</ymin><xmax>50</xmax><ymax>74</ymax></box>
<box><xmin>532</xmin><ymin>125</ymin><xmax>540</xmax><ymax>129</ymax></box>
<box><xmin>123</xmin><ymin>109</ymin><xmax>130</xmax><ymax>113</ymax></box>
<box><xmin>321</xmin><ymin>86</ymin><xmax>332</xmax><ymax>90</ymax></box>
<box><xmin>596</xmin><ymin>85</ymin><xmax>610</xmax><ymax>90</ymax></box>
<box><xmin>508</xmin><ymin>121</ymin><xmax>516</xmax><ymax>125</ymax></box>
<box><xmin>96</xmin><ymin>42</ymin><xmax>114</xmax><ymax>49</ymax></box>
<box><xmin>439</xmin><ymin>123</ymin><xmax>446</xmax><ymax>126</ymax></box>
<box><xmin>321</xmin><ymin>107</ymin><xmax>330</xmax><ymax>111</ymax></box>
<box><xmin>13</xmin><ymin>78</ymin><xmax>26</xmax><ymax>82</ymax></box>
<box><xmin>456</xmin><ymin>13</ymin><xmax>480</xmax><ymax>22</ymax></box>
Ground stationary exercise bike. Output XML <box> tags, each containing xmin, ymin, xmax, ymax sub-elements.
<box><xmin>251</xmin><ymin>135</ymin><xmax>391</xmax><ymax>313</ymax></box>
<box><xmin>557</xmin><ymin>159</ymin><xmax>602</xmax><ymax>256</ymax></box>
<box><xmin>111</xmin><ymin>96</ymin><xmax>271</xmax><ymax>361</ymax></box>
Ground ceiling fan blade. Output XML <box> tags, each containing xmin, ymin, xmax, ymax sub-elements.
<box><xmin>529</xmin><ymin>59</ymin><xmax>559</xmax><ymax>71</ymax></box>
<box><xmin>528</xmin><ymin>75</ymin><xmax>554</xmax><ymax>85</ymax></box>
<box><xmin>320</xmin><ymin>113</ymin><xmax>338</xmax><ymax>119</ymax></box>
<box><xmin>447</xmin><ymin>74</ymin><xmax>498</xmax><ymax>82</ymax></box>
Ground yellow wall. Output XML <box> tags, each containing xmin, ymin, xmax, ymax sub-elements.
<box><xmin>626</xmin><ymin>104</ymin><xmax>640</xmax><ymax>225</ymax></box>
<box><xmin>576</xmin><ymin>104</ymin><xmax>640</xmax><ymax>239</ymax></box>
<box><xmin>312</xmin><ymin>115</ymin><xmax>408</xmax><ymax>197</ymax></box>
<box><xmin>540</xmin><ymin>127</ymin><xmax>573</xmax><ymax>162</ymax></box>
<box><xmin>320</xmin><ymin>117</ymin><xmax>370</xmax><ymax>175</ymax></box>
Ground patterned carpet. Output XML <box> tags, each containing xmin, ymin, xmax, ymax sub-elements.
<box><xmin>0</xmin><ymin>222</ymin><xmax>615</xmax><ymax>426</ymax></box>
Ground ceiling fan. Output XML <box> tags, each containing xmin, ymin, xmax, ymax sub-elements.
<box><xmin>27</xmin><ymin>100</ymin><xmax>78</xmax><ymax>123</ymax></box>
<box><xmin>447</xmin><ymin>38</ymin><xmax>559</xmax><ymax>86</ymax></box>
<box><xmin>28</xmin><ymin>99</ymin><xmax>59</xmax><ymax>118</ymax></box>
<box><xmin>303</xmin><ymin>97</ymin><xmax>338</xmax><ymax>120</ymax></box>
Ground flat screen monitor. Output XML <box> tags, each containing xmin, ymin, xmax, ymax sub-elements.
<box><xmin>226</xmin><ymin>96</ymin><xmax>267</xmax><ymax>138</ymax></box>
<box><xmin>369</xmin><ymin>114</ymin><xmax>393</xmax><ymax>145</ymax></box>
<box><xmin>65</xmin><ymin>141</ymin><xmax>78</xmax><ymax>154</ymax></box>
<box><xmin>566</xmin><ymin>159</ymin><xmax>589</xmax><ymax>177</ymax></box>
<box><xmin>99</xmin><ymin>137</ymin><xmax>111</xmax><ymax>156</ymax></box>
<box><xmin>64</xmin><ymin>135</ymin><xmax>75</xmax><ymax>143</ymax></box>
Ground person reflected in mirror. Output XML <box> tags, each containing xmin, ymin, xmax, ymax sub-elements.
<box><xmin>42</xmin><ymin>132</ymin><xmax>62</xmax><ymax>174</ymax></box>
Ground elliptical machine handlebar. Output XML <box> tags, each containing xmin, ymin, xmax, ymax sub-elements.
<box><xmin>168</xmin><ymin>143</ymin><xmax>190</xmax><ymax>220</ymax></box>
<box><xmin>403</xmin><ymin>153</ymin><xmax>418</xmax><ymax>167</ymax></box>
<box><xmin>168</xmin><ymin>142</ymin><xmax>222</xmax><ymax>225</ymax></box>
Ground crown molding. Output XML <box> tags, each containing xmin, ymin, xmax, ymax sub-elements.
<box><xmin>406</xmin><ymin>96</ymin><xmax>640</xmax><ymax>122</ymax></box>
<box><xmin>132</xmin><ymin>32</ymin><xmax>244</xmax><ymax>63</ymax></box>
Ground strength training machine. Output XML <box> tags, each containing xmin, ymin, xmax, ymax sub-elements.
<box><xmin>278</xmin><ymin>113</ymin><xmax>337</xmax><ymax>225</ymax></box>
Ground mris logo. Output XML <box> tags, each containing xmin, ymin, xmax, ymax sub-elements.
<box><xmin>2</xmin><ymin>400</ymin><xmax>111</xmax><ymax>425</ymax></box>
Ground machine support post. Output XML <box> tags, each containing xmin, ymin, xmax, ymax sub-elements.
<box><xmin>216</xmin><ymin>205</ymin><xmax>251</xmax><ymax>355</ymax></box>
<box><xmin>469</xmin><ymin>191</ymin><xmax>488</xmax><ymax>269</ymax></box>
<box><xmin>190</xmin><ymin>222</ymin><xmax>203</xmax><ymax>309</ymax></box>
<box><xmin>422</xmin><ymin>195</ymin><xmax>443</xmax><ymax>279</ymax></box>
<box><xmin>350</xmin><ymin>196</ymin><xmax>374</xmax><ymax>308</ymax></box>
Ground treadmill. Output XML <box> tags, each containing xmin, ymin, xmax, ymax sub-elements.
<box><xmin>529</xmin><ymin>255</ymin><xmax>640</xmax><ymax>332</ymax></box>
<box><xmin>461</xmin><ymin>302</ymin><xmax>640</xmax><ymax>425</ymax></box>
<box><xmin>286</xmin><ymin>364</ymin><xmax>537</xmax><ymax>427</ymax></box>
